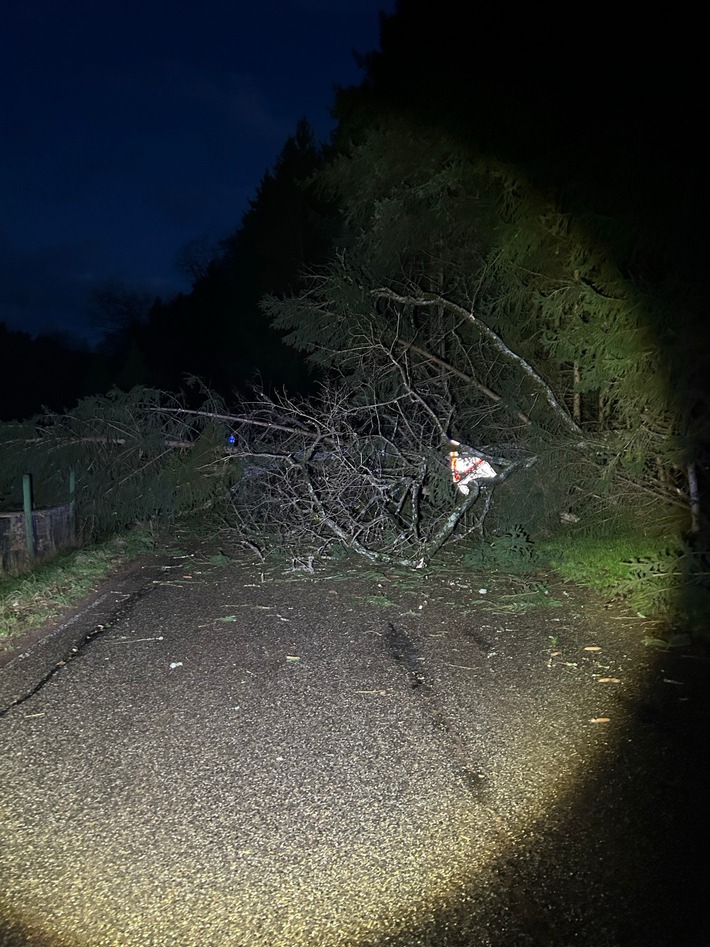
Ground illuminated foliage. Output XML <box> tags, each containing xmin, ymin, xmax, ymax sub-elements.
<box><xmin>264</xmin><ymin>119</ymin><xmax>693</xmax><ymax>539</ymax></box>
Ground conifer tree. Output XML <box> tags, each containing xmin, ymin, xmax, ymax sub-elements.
<box><xmin>264</xmin><ymin>116</ymin><xmax>694</xmax><ymax>537</ymax></box>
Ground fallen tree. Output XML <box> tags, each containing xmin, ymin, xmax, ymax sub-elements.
<box><xmin>0</xmin><ymin>381</ymin><xmax>536</xmax><ymax>568</ymax></box>
<box><xmin>209</xmin><ymin>385</ymin><xmax>536</xmax><ymax>567</ymax></box>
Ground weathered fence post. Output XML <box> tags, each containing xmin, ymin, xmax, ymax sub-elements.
<box><xmin>22</xmin><ymin>473</ymin><xmax>35</xmax><ymax>559</ymax></box>
<box><xmin>69</xmin><ymin>469</ymin><xmax>76</xmax><ymax>544</ymax></box>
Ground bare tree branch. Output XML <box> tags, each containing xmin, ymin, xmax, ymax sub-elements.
<box><xmin>373</xmin><ymin>286</ymin><xmax>582</xmax><ymax>435</ymax></box>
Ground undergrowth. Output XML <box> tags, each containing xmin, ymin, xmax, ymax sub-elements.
<box><xmin>536</xmin><ymin>535</ymin><xmax>709</xmax><ymax>631</ymax></box>
<box><xmin>462</xmin><ymin>527</ymin><xmax>710</xmax><ymax>634</ymax></box>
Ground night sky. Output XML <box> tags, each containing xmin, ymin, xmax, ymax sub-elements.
<box><xmin>1</xmin><ymin>0</ymin><xmax>394</xmax><ymax>345</ymax></box>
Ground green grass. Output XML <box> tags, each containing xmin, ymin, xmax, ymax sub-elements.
<box><xmin>533</xmin><ymin>534</ymin><xmax>690</xmax><ymax>621</ymax></box>
<box><xmin>534</xmin><ymin>535</ymin><xmax>669</xmax><ymax>594</ymax></box>
<box><xmin>459</xmin><ymin>530</ymin><xmax>703</xmax><ymax>626</ymax></box>
<box><xmin>0</xmin><ymin>528</ymin><xmax>158</xmax><ymax>642</ymax></box>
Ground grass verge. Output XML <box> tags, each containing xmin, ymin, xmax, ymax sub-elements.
<box><xmin>534</xmin><ymin>534</ymin><xmax>710</xmax><ymax>633</ymax></box>
<box><xmin>0</xmin><ymin>528</ymin><xmax>158</xmax><ymax>643</ymax></box>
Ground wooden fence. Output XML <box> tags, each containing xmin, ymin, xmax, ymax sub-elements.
<box><xmin>0</xmin><ymin>473</ymin><xmax>76</xmax><ymax>575</ymax></box>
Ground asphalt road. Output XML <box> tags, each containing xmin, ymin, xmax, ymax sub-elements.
<box><xmin>1</xmin><ymin>549</ymin><xmax>707</xmax><ymax>946</ymax></box>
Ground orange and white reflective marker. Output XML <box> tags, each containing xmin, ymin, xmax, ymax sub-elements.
<box><xmin>448</xmin><ymin>440</ymin><xmax>497</xmax><ymax>495</ymax></box>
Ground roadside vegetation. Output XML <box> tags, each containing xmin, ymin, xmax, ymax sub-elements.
<box><xmin>0</xmin><ymin>528</ymin><xmax>159</xmax><ymax>643</ymax></box>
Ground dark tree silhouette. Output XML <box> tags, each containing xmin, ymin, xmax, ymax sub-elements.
<box><xmin>132</xmin><ymin>119</ymin><xmax>334</xmax><ymax>398</ymax></box>
<box><xmin>0</xmin><ymin>322</ymin><xmax>96</xmax><ymax>421</ymax></box>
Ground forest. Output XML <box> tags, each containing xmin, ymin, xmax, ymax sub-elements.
<box><xmin>1</xmin><ymin>1</ymin><xmax>707</xmax><ymax>629</ymax></box>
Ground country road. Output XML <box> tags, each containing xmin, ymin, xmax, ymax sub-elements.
<box><xmin>1</xmin><ymin>546</ymin><xmax>707</xmax><ymax>946</ymax></box>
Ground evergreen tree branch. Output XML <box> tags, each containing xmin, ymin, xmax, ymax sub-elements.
<box><xmin>373</xmin><ymin>286</ymin><xmax>583</xmax><ymax>436</ymax></box>
<box><xmin>400</xmin><ymin>339</ymin><xmax>532</xmax><ymax>426</ymax></box>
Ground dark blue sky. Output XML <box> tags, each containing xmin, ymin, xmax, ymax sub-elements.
<box><xmin>1</xmin><ymin>0</ymin><xmax>394</xmax><ymax>344</ymax></box>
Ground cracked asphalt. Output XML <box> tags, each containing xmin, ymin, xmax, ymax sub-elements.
<box><xmin>1</xmin><ymin>545</ymin><xmax>707</xmax><ymax>946</ymax></box>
